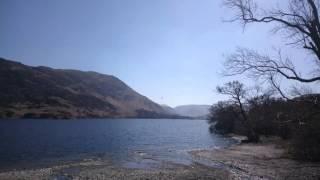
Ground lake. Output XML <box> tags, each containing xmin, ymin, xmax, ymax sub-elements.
<box><xmin>0</xmin><ymin>119</ymin><xmax>236</xmax><ymax>170</ymax></box>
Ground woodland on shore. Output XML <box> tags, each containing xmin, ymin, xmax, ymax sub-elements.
<box><xmin>209</xmin><ymin>0</ymin><xmax>320</xmax><ymax>161</ymax></box>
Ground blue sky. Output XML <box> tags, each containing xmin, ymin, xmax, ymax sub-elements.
<box><xmin>0</xmin><ymin>0</ymin><xmax>315</xmax><ymax>107</ymax></box>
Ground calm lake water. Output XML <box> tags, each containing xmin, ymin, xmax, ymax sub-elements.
<box><xmin>0</xmin><ymin>119</ymin><xmax>236</xmax><ymax>170</ymax></box>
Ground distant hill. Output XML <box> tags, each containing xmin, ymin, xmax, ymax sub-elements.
<box><xmin>160</xmin><ymin>104</ymin><xmax>211</xmax><ymax>119</ymax></box>
<box><xmin>160</xmin><ymin>104</ymin><xmax>177</xmax><ymax>115</ymax></box>
<box><xmin>0</xmin><ymin>58</ymin><xmax>181</xmax><ymax>119</ymax></box>
<box><xmin>174</xmin><ymin>105</ymin><xmax>210</xmax><ymax>119</ymax></box>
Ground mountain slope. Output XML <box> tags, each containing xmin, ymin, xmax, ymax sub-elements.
<box><xmin>0</xmin><ymin>58</ymin><xmax>172</xmax><ymax>119</ymax></box>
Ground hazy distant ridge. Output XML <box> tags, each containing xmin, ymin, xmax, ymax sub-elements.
<box><xmin>161</xmin><ymin>104</ymin><xmax>210</xmax><ymax>119</ymax></box>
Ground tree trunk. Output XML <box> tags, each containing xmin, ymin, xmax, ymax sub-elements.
<box><xmin>238</xmin><ymin>98</ymin><xmax>260</xmax><ymax>143</ymax></box>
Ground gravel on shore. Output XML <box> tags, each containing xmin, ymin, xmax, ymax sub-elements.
<box><xmin>0</xmin><ymin>160</ymin><xmax>231</xmax><ymax>180</ymax></box>
<box><xmin>191</xmin><ymin>136</ymin><xmax>320</xmax><ymax>180</ymax></box>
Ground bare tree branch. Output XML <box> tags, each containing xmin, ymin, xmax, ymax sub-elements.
<box><xmin>224</xmin><ymin>0</ymin><xmax>320</xmax><ymax>64</ymax></box>
<box><xmin>224</xmin><ymin>48</ymin><xmax>320</xmax><ymax>83</ymax></box>
<box><xmin>269</xmin><ymin>76</ymin><xmax>290</xmax><ymax>101</ymax></box>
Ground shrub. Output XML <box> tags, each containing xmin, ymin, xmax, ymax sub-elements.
<box><xmin>290</xmin><ymin>118</ymin><xmax>320</xmax><ymax>161</ymax></box>
<box><xmin>208</xmin><ymin>101</ymin><xmax>247</xmax><ymax>135</ymax></box>
<box><xmin>288</xmin><ymin>95</ymin><xmax>320</xmax><ymax>161</ymax></box>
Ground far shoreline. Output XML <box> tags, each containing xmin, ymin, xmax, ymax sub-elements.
<box><xmin>0</xmin><ymin>117</ymin><xmax>204</xmax><ymax>121</ymax></box>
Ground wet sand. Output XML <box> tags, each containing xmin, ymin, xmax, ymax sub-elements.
<box><xmin>1</xmin><ymin>137</ymin><xmax>320</xmax><ymax>180</ymax></box>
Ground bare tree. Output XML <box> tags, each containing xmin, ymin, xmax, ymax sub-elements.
<box><xmin>223</xmin><ymin>0</ymin><xmax>320</xmax><ymax>97</ymax></box>
<box><xmin>225</xmin><ymin>48</ymin><xmax>320</xmax><ymax>83</ymax></box>
<box><xmin>217</xmin><ymin>81</ymin><xmax>260</xmax><ymax>142</ymax></box>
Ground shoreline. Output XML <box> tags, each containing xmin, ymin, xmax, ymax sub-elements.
<box><xmin>0</xmin><ymin>159</ymin><xmax>231</xmax><ymax>180</ymax></box>
<box><xmin>191</xmin><ymin>136</ymin><xmax>320</xmax><ymax>179</ymax></box>
<box><xmin>1</xmin><ymin>137</ymin><xmax>320</xmax><ymax>180</ymax></box>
